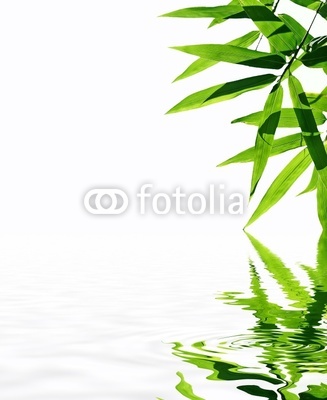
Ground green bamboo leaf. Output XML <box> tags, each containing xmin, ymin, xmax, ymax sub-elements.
<box><xmin>167</xmin><ymin>74</ymin><xmax>276</xmax><ymax>114</ymax></box>
<box><xmin>171</xmin><ymin>45</ymin><xmax>285</xmax><ymax>70</ymax></box>
<box><xmin>232</xmin><ymin>108</ymin><xmax>326</xmax><ymax>127</ymax></box>
<box><xmin>301</xmin><ymin>46</ymin><xmax>327</xmax><ymax>68</ymax></box>
<box><xmin>307</xmin><ymin>87</ymin><xmax>327</xmax><ymax>111</ymax></box>
<box><xmin>208</xmin><ymin>0</ymin><xmax>275</xmax><ymax>28</ymax></box>
<box><xmin>176</xmin><ymin>372</ymin><xmax>205</xmax><ymax>400</ymax></box>
<box><xmin>174</xmin><ymin>59</ymin><xmax>217</xmax><ymax>83</ymax></box>
<box><xmin>320</xmin><ymin>3</ymin><xmax>327</xmax><ymax>19</ymax></box>
<box><xmin>174</xmin><ymin>31</ymin><xmax>260</xmax><ymax>82</ymax></box>
<box><xmin>289</xmin><ymin>0</ymin><xmax>321</xmax><ymax>9</ymax></box>
<box><xmin>205</xmin><ymin>74</ymin><xmax>277</xmax><ymax>104</ymax></box>
<box><xmin>288</xmin><ymin>75</ymin><xmax>327</xmax><ymax>171</ymax></box>
<box><xmin>298</xmin><ymin>167</ymin><xmax>318</xmax><ymax>195</ymax></box>
<box><xmin>245</xmin><ymin>148</ymin><xmax>312</xmax><ymax>227</ymax></box>
<box><xmin>161</xmin><ymin>6</ymin><xmax>245</xmax><ymax>19</ymax></box>
<box><xmin>208</xmin><ymin>18</ymin><xmax>225</xmax><ymax>28</ymax></box>
<box><xmin>289</xmin><ymin>0</ymin><xmax>327</xmax><ymax>21</ymax></box>
<box><xmin>260</xmin><ymin>0</ymin><xmax>275</xmax><ymax>5</ymax></box>
<box><xmin>306</xmin><ymin>35</ymin><xmax>327</xmax><ymax>52</ymax></box>
<box><xmin>251</xmin><ymin>84</ymin><xmax>283</xmax><ymax>196</ymax></box>
<box><xmin>218</xmin><ymin>133</ymin><xmax>305</xmax><ymax>166</ymax></box>
<box><xmin>239</xmin><ymin>0</ymin><xmax>299</xmax><ymax>55</ymax></box>
<box><xmin>279</xmin><ymin>14</ymin><xmax>314</xmax><ymax>45</ymax></box>
<box><xmin>208</xmin><ymin>0</ymin><xmax>238</xmax><ymax>27</ymax></box>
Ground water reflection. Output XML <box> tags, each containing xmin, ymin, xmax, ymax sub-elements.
<box><xmin>168</xmin><ymin>233</ymin><xmax>327</xmax><ymax>400</ymax></box>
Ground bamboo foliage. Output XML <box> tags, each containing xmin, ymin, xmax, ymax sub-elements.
<box><xmin>163</xmin><ymin>0</ymin><xmax>327</xmax><ymax>228</ymax></box>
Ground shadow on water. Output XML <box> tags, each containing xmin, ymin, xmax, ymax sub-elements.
<box><xmin>164</xmin><ymin>233</ymin><xmax>327</xmax><ymax>400</ymax></box>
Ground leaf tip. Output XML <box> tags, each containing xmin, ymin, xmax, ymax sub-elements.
<box><xmin>244</xmin><ymin>218</ymin><xmax>254</xmax><ymax>229</ymax></box>
<box><xmin>165</xmin><ymin>106</ymin><xmax>177</xmax><ymax>115</ymax></box>
<box><xmin>159</xmin><ymin>12</ymin><xmax>172</xmax><ymax>18</ymax></box>
<box><xmin>172</xmin><ymin>75</ymin><xmax>182</xmax><ymax>83</ymax></box>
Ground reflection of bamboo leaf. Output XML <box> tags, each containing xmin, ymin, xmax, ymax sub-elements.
<box><xmin>299</xmin><ymin>233</ymin><xmax>327</xmax><ymax>331</ymax></box>
<box><xmin>176</xmin><ymin>372</ymin><xmax>205</xmax><ymax>400</ymax></box>
<box><xmin>219</xmin><ymin>262</ymin><xmax>282</xmax><ymax>326</ymax></box>
<box><xmin>279</xmin><ymin>388</ymin><xmax>299</xmax><ymax>400</ymax></box>
<box><xmin>238</xmin><ymin>384</ymin><xmax>278</xmax><ymax>399</ymax></box>
<box><xmin>247</xmin><ymin>233</ymin><xmax>312</xmax><ymax>309</ymax></box>
<box><xmin>300</xmin><ymin>382</ymin><xmax>327</xmax><ymax>399</ymax></box>
<box><xmin>172</xmin><ymin>342</ymin><xmax>281</xmax><ymax>385</ymax></box>
<box><xmin>316</xmin><ymin>232</ymin><xmax>327</xmax><ymax>290</ymax></box>
<box><xmin>167</xmin><ymin>236</ymin><xmax>327</xmax><ymax>400</ymax></box>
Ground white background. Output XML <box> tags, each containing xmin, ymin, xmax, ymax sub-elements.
<box><xmin>0</xmin><ymin>0</ymin><xmax>325</xmax><ymax>237</ymax></box>
<box><xmin>0</xmin><ymin>3</ymin><xmax>326</xmax><ymax>399</ymax></box>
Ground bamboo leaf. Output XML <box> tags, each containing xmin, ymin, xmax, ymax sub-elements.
<box><xmin>320</xmin><ymin>3</ymin><xmax>327</xmax><ymax>19</ymax></box>
<box><xmin>260</xmin><ymin>0</ymin><xmax>275</xmax><ymax>5</ymax></box>
<box><xmin>289</xmin><ymin>0</ymin><xmax>327</xmax><ymax>21</ymax></box>
<box><xmin>208</xmin><ymin>0</ymin><xmax>243</xmax><ymax>27</ymax></box>
<box><xmin>174</xmin><ymin>31</ymin><xmax>260</xmax><ymax>81</ymax></box>
<box><xmin>205</xmin><ymin>74</ymin><xmax>277</xmax><ymax>103</ymax></box>
<box><xmin>251</xmin><ymin>84</ymin><xmax>283</xmax><ymax>196</ymax></box>
<box><xmin>289</xmin><ymin>0</ymin><xmax>321</xmax><ymax>10</ymax></box>
<box><xmin>167</xmin><ymin>74</ymin><xmax>276</xmax><ymax>114</ymax></box>
<box><xmin>161</xmin><ymin>6</ymin><xmax>245</xmax><ymax>19</ymax></box>
<box><xmin>288</xmin><ymin>75</ymin><xmax>327</xmax><ymax>171</ymax></box>
<box><xmin>218</xmin><ymin>133</ymin><xmax>305</xmax><ymax>166</ymax></box>
<box><xmin>239</xmin><ymin>0</ymin><xmax>299</xmax><ymax>55</ymax></box>
<box><xmin>171</xmin><ymin>45</ymin><xmax>286</xmax><ymax>70</ymax></box>
<box><xmin>232</xmin><ymin>108</ymin><xmax>326</xmax><ymax>127</ymax></box>
<box><xmin>174</xmin><ymin>59</ymin><xmax>217</xmax><ymax>82</ymax></box>
<box><xmin>209</xmin><ymin>19</ymin><xmax>224</xmax><ymax>28</ymax></box>
<box><xmin>226</xmin><ymin>30</ymin><xmax>261</xmax><ymax>48</ymax></box>
<box><xmin>245</xmin><ymin>148</ymin><xmax>312</xmax><ymax>227</ymax></box>
<box><xmin>307</xmin><ymin>87</ymin><xmax>327</xmax><ymax>111</ymax></box>
<box><xmin>301</xmin><ymin>46</ymin><xmax>327</xmax><ymax>68</ymax></box>
<box><xmin>279</xmin><ymin>14</ymin><xmax>314</xmax><ymax>45</ymax></box>
<box><xmin>306</xmin><ymin>35</ymin><xmax>327</xmax><ymax>52</ymax></box>
<box><xmin>298</xmin><ymin>167</ymin><xmax>318</xmax><ymax>195</ymax></box>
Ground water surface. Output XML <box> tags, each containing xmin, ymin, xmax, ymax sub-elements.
<box><xmin>0</xmin><ymin>232</ymin><xmax>325</xmax><ymax>399</ymax></box>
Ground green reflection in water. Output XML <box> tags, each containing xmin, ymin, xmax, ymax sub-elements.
<box><xmin>168</xmin><ymin>234</ymin><xmax>327</xmax><ymax>400</ymax></box>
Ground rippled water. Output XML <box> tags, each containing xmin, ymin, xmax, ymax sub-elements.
<box><xmin>168</xmin><ymin>233</ymin><xmax>327</xmax><ymax>400</ymax></box>
<box><xmin>0</xmin><ymin>233</ymin><xmax>326</xmax><ymax>399</ymax></box>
